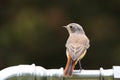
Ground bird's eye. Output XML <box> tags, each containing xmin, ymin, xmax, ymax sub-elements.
<box><xmin>70</xmin><ymin>26</ymin><xmax>73</xmax><ymax>28</ymax></box>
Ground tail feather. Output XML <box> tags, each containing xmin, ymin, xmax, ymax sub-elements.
<box><xmin>64</xmin><ymin>57</ymin><xmax>76</xmax><ymax>76</ymax></box>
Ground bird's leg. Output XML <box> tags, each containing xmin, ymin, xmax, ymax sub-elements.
<box><xmin>78</xmin><ymin>60</ymin><xmax>82</xmax><ymax>72</ymax></box>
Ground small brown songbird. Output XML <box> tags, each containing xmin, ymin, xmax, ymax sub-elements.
<box><xmin>63</xmin><ymin>23</ymin><xmax>90</xmax><ymax>76</ymax></box>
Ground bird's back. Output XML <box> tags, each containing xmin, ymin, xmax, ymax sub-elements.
<box><xmin>65</xmin><ymin>33</ymin><xmax>90</xmax><ymax>61</ymax></box>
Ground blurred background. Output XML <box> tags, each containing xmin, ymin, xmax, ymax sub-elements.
<box><xmin>0</xmin><ymin>0</ymin><xmax>120</xmax><ymax>70</ymax></box>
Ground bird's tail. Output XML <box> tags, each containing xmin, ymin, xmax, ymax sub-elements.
<box><xmin>64</xmin><ymin>57</ymin><xmax>76</xmax><ymax>76</ymax></box>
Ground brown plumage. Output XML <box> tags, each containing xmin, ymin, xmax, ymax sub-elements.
<box><xmin>63</xmin><ymin>23</ymin><xmax>90</xmax><ymax>76</ymax></box>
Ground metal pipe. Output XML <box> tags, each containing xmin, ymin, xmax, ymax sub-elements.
<box><xmin>0</xmin><ymin>64</ymin><xmax>120</xmax><ymax>80</ymax></box>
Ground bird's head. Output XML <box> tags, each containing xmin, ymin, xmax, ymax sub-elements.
<box><xmin>63</xmin><ymin>23</ymin><xmax>85</xmax><ymax>34</ymax></box>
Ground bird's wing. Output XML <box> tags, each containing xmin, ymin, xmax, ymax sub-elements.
<box><xmin>66</xmin><ymin>34</ymin><xmax>89</xmax><ymax>61</ymax></box>
<box><xmin>66</xmin><ymin>44</ymin><xmax>86</xmax><ymax>61</ymax></box>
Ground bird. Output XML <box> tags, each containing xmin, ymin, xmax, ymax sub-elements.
<box><xmin>63</xmin><ymin>23</ymin><xmax>90</xmax><ymax>76</ymax></box>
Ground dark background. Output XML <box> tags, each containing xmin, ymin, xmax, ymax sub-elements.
<box><xmin>0</xmin><ymin>0</ymin><xmax>120</xmax><ymax>70</ymax></box>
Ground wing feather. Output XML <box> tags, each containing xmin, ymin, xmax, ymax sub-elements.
<box><xmin>66</xmin><ymin>44</ymin><xmax>85</xmax><ymax>61</ymax></box>
<box><xmin>66</xmin><ymin>34</ymin><xmax>89</xmax><ymax>61</ymax></box>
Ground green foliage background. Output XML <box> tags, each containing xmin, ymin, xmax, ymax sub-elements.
<box><xmin>0</xmin><ymin>0</ymin><xmax>120</xmax><ymax>70</ymax></box>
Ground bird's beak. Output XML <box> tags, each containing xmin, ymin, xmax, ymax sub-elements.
<box><xmin>62</xmin><ymin>26</ymin><xmax>67</xmax><ymax>28</ymax></box>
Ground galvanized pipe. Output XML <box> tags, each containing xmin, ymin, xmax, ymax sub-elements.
<box><xmin>0</xmin><ymin>64</ymin><xmax>120</xmax><ymax>80</ymax></box>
